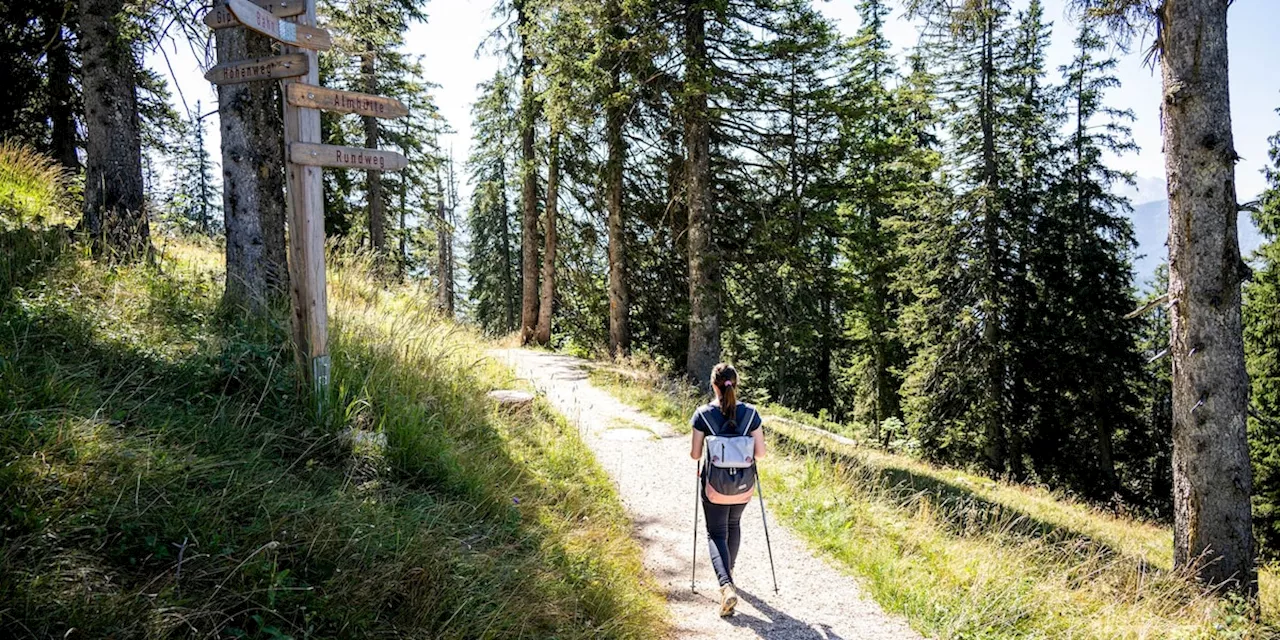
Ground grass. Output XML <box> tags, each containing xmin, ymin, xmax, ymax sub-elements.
<box><xmin>0</xmin><ymin>226</ymin><xmax>666</xmax><ymax>638</ymax></box>
<box><xmin>0</xmin><ymin>141</ymin><xmax>74</xmax><ymax>229</ymax></box>
<box><xmin>587</xmin><ymin>366</ymin><xmax>1280</xmax><ymax>639</ymax></box>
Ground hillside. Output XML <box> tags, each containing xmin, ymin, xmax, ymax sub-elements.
<box><xmin>586</xmin><ymin>366</ymin><xmax>1280</xmax><ymax>639</ymax></box>
<box><xmin>0</xmin><ymin>228</ymin><xmax>666</xmax><ymax>638</ymax></box>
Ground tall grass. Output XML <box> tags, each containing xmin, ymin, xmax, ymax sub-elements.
<box><xmin>0</xmin><ymin>232</ymin><xmax>665</xmax><ymax>638</ymax></box>
<box><xmin>589</xmin><ymin>367</ymin><xmax>1278</xmax><ymax>639</ymax></box>
<box><xmin>0</xmin><ymin>141</ymin><xmax>74</xmax><ymax>229</ymax></box>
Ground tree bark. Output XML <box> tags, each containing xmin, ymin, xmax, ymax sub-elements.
<box><xmin>684</xmin><ymin>0</ymin><xmax>718</xmax><ymax>386</ymax></box>
<box><xmin>362</xmin><ymin>49</ymin><xmax>385</xmax><ymax>263</ymax></box>
<box><xmin>440</xmin><ymin>155</ymin><xmax>456</xmax><ymax>318</ymax></box>
<box><xmin>217</xmin><ymin>23</ymin><xmax>288</xmax><ymax>315</ymax></box>
<box><xmin>606</xmin><ymin>68</ymin><xmax>630</xmax><ymax>357</ymax></box>
<box><xmin>79</xmin><ymin>0</ymin><xmax>148</xmax><ymax>260</ymax></box>
<box><xmin>517</xmin><ymin>0</ymin><xmax>540</xmax><ymax>344</ymax></box>
<box><xmin>979</xmin><ymin>9</ymin><xmax>1005</xmax><ymax>474</ymax></box>
<box><xmin>47</xmin><ymin>24</ymin><xmax>79</xmax><ymax>171</ymax></box>
<box><xmin>534</xmin><ymin>133</ymin><xmax>558</xmax><ymax>345</ymax></box>
<box><xmin>1162</xmin><ymin>0</ymin><xmax>1255</xmax><ymax>595</ymax></box>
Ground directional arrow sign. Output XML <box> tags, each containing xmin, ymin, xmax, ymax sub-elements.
<box><xmin>286</xmin><ymin>84</ymin><xmax>409</xmax><ymax>120</ymax></box>
<box><xmin>205</xmin><ymin>53</ymin><xmax>308</xmax><ymax>85</ymax></box>
<box><xmin>290</xmin><ymin>143</ymin><xmax>409</xmax><ymax>172</ymax></box>
<box><xmin>219</xmin><ymin>0</ymin><xmax>332</xmax><ymax>50</ymax></box>
<box><xmin>203</xmin><ymin>0</ymin><xmax>304</xmax><ymax>28</ymax></box>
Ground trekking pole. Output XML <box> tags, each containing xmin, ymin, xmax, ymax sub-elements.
<box><xmin>691</xmin><ymin>460</ymin><xmax>700</xmax><ymax>593</ymax></box>
<box><xmin>757</xmin><ymin>474</ymin><xmax>779</xmax><ymax>594</ymax></box>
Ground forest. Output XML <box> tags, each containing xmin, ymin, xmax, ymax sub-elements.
<box><xmin>1</xmin><ymin>0</ymin><xmax>1278</xmax><ymax>625</ymax></box>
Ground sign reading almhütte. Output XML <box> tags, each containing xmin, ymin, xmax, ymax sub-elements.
<box><xmin>290</xmin><ymin>143</ymin><xmax>409</xmax><ymax>172</ymax></box>
<box><xmin>220</xmin><ymin>0</ymin><xmax>332</xmax><ymax>50</ymax></box>
<box><xmin>205</xmin><ymin>53</ymin><xmax>308</xmax><ymax>85</ymax></box>
<box><xmin>286</xmin><ymin>84</ymin><xmax>409</xmax><ymax>120</ymax></box>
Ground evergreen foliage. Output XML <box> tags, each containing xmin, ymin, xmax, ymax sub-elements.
<box><xmin>1248</xmin><ymin>119</ymin><xmax>1280</xmax><ymax>556</ymax></box>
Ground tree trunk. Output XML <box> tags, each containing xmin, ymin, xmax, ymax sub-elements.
<box><xmin>217</xmin><ymin>23</ymin><xmax>288</xmax><ymax>315</ymax></box>
<box><xmin>79</xmin><ymin>0</ymin><xmax>148</xmax><ymax>260</ymax></box>
<box><xmin>979</xmin><ymin>11</ymin><xmax>1005</xmax><ymax>474</ymax></box>
<box><xmin>1162</xmin><ymin>0</ymin><xmax>1255</xmax><ymax>595</ymax></box>
<box><xmin>498</xmin><ymin>157</ymin><xmax>516</xmax><ymax>332</ymax></box>
<box><xmin>534</xmin><ymin>133</ymin><xmax>558</xmax><ymax>345</ymax></box>
<box><xmin>362</xmin><ymin>49</ymin><xmax>385</xmax><ymax>263</ymax></box>
<box><xmin>441</xmin><ymin>154</ymin><xmax>456</xmax><ymax>318</ymax></box>
<box><xmin>684</xmin><ymin>0</ymin><xmax>718</xmax><ymax>386</ymax></box>
<box><xmin>606</xmin><ymin>70</ymin><xmax>630</xmax><ymax>357</ymax></box>
<box><xmin>517</xmin><ymin>0</ymin><xmax>540</xmax><ymax>344</ymax></box>
<box><xmin>47</xmin><ymin>24</ymin><xmax>79</xmax><ymax>170</ymax></box>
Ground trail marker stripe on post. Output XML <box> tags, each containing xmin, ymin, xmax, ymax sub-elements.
<box><xmin>286</xmin><ymin>83</ymin><xmax>409</xmax><ymax>119</ymax></box>
<box><xmin>219</xmin><ymin>0</ymin><xmax>331</xmax><ymax>50</ymax></box>
<box><xmin>204</xmin><ymin>53</ymin><xmax>308</xmax><ymax>85</ymax></box>
<box><xmin>290</xmin><ymin>143</ymin><xmax>409</xmax><ymax>172</ymax></box>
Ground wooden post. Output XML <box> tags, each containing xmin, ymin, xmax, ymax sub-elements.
<box><xmin>280</xmin><ymin>0</ymin><xmax>330</xmax><ymax>412</ymax></box>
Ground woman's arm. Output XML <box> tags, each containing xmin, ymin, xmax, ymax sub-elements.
<box><xmin>690</xmin><ymin>429</ymin><xmax>705</xmax><ymax>460</ymax></box>
<box><xmin>752</xmin><ymin>425</ymin><xmax>767</xmax><ymax>460</ymax></box>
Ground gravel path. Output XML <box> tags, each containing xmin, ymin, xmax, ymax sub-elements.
<box><xmin>489</xmin><ymin>349</ymin><xmax>924</xmax><ymax>640</ymax></box>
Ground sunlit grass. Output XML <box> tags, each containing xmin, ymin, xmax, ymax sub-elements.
<box><xmin>591</xmin><ymin>366</ymin><xmax>1278</xmax><ymax>639</ymax></box>
<box><xmin>0</xmin><ymin>230</ymin><xmax>666</xmax><ymax>638</ymax></box>
<box><xmin>0</xmin><ymin>141</ymin><xmax>75</xmax><ymax>229</ymax></box>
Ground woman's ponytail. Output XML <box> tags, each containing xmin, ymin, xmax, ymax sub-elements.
<box><xmin>711</xmin><ymin>363</ymin><xmax>739</xmax><ymax>425</ymax></box>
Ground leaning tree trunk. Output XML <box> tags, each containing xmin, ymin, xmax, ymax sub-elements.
<box><xmin>217</xmin><ymin>23</ymin><xmax>288</xmax><ymax>315</ymax></box>
<box><xmin>534</xmin><ymin>133</ymin><xmax>559</xmax><ymax>345</ymax></box>
<box><xmin>362</xmin><ymin>48</ymin><xmax>385</xmax><ymax>264</ymax></box>
<box><xmin>47</xmin><ymin>24</ymin><xmax>79</xmax><ymax>171</ymax></box>
<box><xmin>79</xmin><ymin>0</ymin><xmax>148</xmax><ymax>260</ymax></box>
<box><xmin>1162</xmin><ymin>0</ymin><xmax>1255</xmax><ymax>595</ymax></box>
<box><xmin>683</xmin><ymin>0</ymin><xmax>718</xmax><ymax>386</ymax></box>
<box><xmin>517</xmin><ymin>0</ymin><xmax>540</xmax><ymax>344</ymax></box>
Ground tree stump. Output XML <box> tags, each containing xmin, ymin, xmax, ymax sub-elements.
<box><xmin>488</xmin><ymin>390</ymin><xmax>535</xmax><ymax>413</ymax></box>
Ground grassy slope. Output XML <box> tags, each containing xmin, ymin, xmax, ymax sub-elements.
<box><xmin>0</xmin><ymin>230</ymin><xmax>666</xmax><ymax>639</ymax></box>
<box><xmin>588</xmin><ymin>368</ymin><xmax>1278</xmax><ymax>639</ymax></box>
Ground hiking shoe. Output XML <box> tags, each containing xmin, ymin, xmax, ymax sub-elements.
<box><xmin>719</xmin><ymin>583</ymin><xmax>738</xmax><ymax>617</ymax></box>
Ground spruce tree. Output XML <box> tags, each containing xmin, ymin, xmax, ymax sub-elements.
<box><xmin>1246</xmin><ymin>118</ymin><xmax>1280</xmax><ymax>557</ymax></box>
<box><xmin>466</xmin><ymin>71</ymin><xmax>520</xmax><ymax>334</ymax></box>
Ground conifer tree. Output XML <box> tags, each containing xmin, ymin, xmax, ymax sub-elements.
<box><xmin>1246</xmin><ymin>119</ymin><xmax>1280</xmax><ymax>556</ymax></box>
<box><xmin>169</xmin><ymin>103</ymin><xmax>220</xmax><ymax>234</ymax></box>
<box><xmin>467</xmin><ymin>71</ymin><xmax>520</xmax><ymax>334</ymax></box>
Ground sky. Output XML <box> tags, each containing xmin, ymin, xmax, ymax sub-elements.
<box><xmin>147</xmin><ymin>0</ymin><xmax>1280</xmax><ymax>253</ymax></box>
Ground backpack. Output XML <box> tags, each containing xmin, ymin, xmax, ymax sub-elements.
<box><xmin>700</xmin><ymin>405</ymin><xmax>758</xmax><ymax>505</ymax></box>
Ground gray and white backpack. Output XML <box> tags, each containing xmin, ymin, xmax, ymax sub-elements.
<box><xmin>700</xmin><ymin>406</ymin><xmax>759</xmax><ymax>505</ymax></box>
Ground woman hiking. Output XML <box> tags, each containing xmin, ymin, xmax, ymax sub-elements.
<box><xmin>689</xmin><ymin>362</ymin><xmax>767</xmax><ymax>617</ymax></box>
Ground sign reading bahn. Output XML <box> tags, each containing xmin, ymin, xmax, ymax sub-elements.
<box><xmin>217</xmin><ymin>0</ymin><xmax>332</xmax><ymax>50</ymax></box>
<box><xmin>290</xmin><ymin>143</ymin><xmax>409</xmax><ymax>172</ymax></box>
<box><xmin>204</xmin><ymin>0</ymin><xmax>303</xmax><ymax>27</ymax></box>
<box><xmin>286</xmin><ymin>84</ymin><xmax>409</xmax><ymax>120</ymax></box>
<box><xmin>205</xmin><ymin>53</ymin><xmax>308</xmax><ymax>85</ymax></box>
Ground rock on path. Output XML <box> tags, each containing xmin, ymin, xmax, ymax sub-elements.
<box><xmin>489</xmin><ymin>349</ymin><xmax>925</xmax><ymax>640</ymax></box>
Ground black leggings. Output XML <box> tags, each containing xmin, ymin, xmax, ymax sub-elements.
<box><xmin>702</xmin><ymin>499</ymin><xmax>747</xmax><ymax>586</ymax></box>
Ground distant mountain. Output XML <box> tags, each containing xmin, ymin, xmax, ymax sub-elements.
<box><xmin>1126</xmin><ymin>199</ymin><xmax>1265</xmax><ymax>288</ymax></box>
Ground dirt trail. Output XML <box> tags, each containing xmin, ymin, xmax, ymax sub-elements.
<box><xmin>490</xmin><ymin>349</ymin><xmax>924</xmax><ymax>640</ymax></box>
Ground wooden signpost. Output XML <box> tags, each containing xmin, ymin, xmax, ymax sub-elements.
<box><xmin>205</xmin><ymin>0</ymin><xmax>409</xmax><ymax>416</ymax></box>
<box><xmin>286</xmin><ymin>84</ymin><xmax>409</xmax><ymax>119</ymax></box>
<box><xmin>290</xmin><ymin>143</ymin><xmax>409</xmax><ymax>171</ymax></box>
<box><xmin>204</xmin><ymin>53</ymin><xmax>307</xmax><ymax>85</ymax></box>
<box><xmin>216</xmin><ymin>0</ymin><xmax>332</xmax><ymax>50</ymax></box>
